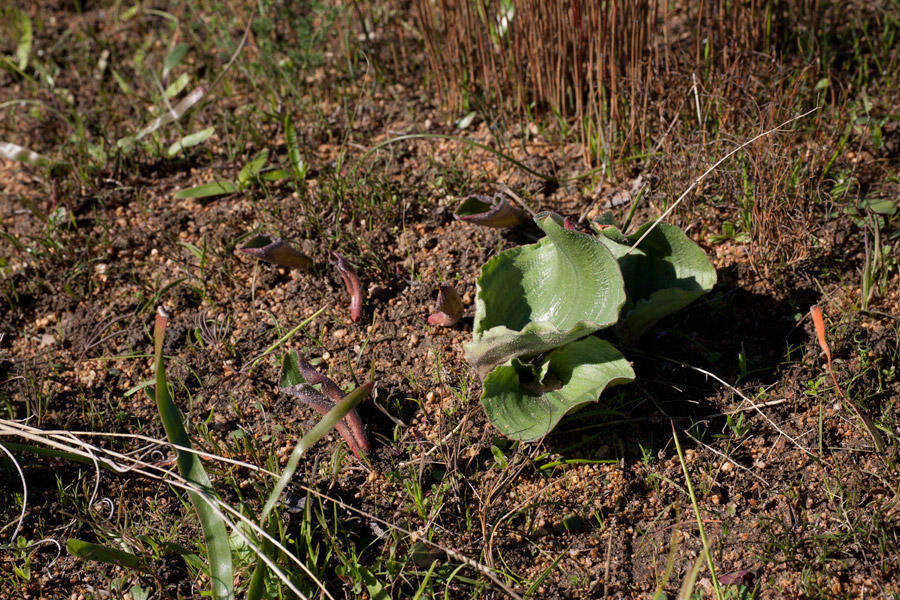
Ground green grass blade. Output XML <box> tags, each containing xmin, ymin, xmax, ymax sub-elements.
<box><xmin>243</xmin><ymin>307</ymin><xmax>325</xmax><ymax>372</ymax></box>
<box><xmin>246</xmin><ymin>381</ymin><xmax>372</xmax><ymax>597</ymax></box>
<box><xmin>285</xmin><ymin>116</ymin><xmax>306</xmax><ymax>180</ymax></box>
<box><xmin>162</xmin><ymin>43</ymin><xmax>189</xmax><ymax>80</ymax></box>
<box><xmin>112</xmin><ymin>69</ymin><xmax>134</xmax><ymax>96</ymax></box>
<box><xmin>67</xmin><ymin>539</ymin><xmax>147</xmax><ymax>572</ymax></box>
<box><xmin>672</xmin><ymin>424</ymin><xmax>722</xmax><ymax>600</ymax></box>
<box><xmin>676</xmin><ymin>552</ymin><xmax>706</xmax><ymax>600</ymax></box>
<box><xmin>14</xmin><ymin>9</ymin><xmax>32</xmax><ymax>71</ymax></box>
<box><xmin>524</xmin><ymin>549</ymin><xmax>565</xmax><ymax>598</ymax></box>
<box><xmin>651</xmin><ymin>520</ymin><xmax>682</xmax><ymax>599</ymax></box>
<box><xmin>260</xmin><ymin>381</ymin><xmax>372</xmax><ymax>522</ymax></box>
<box><xmin>154</xmin><ymin>309</ymin><xmax>233</xmax><ymax>600</ymax></box>
<box><xmin>245</xmin><ymin>516</ymin><xmax>275</xmax><ymax>600</ymax></box>
<box><xmin>173</xmin><ymin>181</ymin><xmax>238</xmax><ymax>199</ymax></box>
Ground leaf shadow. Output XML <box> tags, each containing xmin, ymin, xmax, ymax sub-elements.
<box><xmin>541</xmin><ymin>264</ymin><xmax>818</xmax><ymax>464</ymax></box>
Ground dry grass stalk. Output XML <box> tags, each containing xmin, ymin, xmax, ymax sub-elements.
<box><xmin>414</xmin><ymin>0</ymin><xmax>820</xmax><ymax>164</ymax></box>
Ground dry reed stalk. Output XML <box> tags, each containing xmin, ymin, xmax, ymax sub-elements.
<box><xmin>413</xmin><ymin>0</ymin><xmax>821</xmax><ymax>165</ymax></box>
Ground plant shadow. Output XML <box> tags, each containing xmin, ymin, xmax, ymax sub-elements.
<box><xmin>542</xmin><ymin>264</ymin><xmax>818</xmax><ymax>462</ymax></box>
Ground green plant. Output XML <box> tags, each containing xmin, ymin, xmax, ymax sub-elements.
<box><xmin>726</xmin><ymin>413</ymin><xmax>751</xmax><ymax>439</ymax></box>
<box><xmin>0</xmin><ymin>7</ymin><xmax>32</xmax><ymax>74</ymax></box>
<box><xmin>10</xmin><ymin>535</ymin><xmax>31</xmax><ymax>582</ymax></box>
<box><xmin>151</xmin><ymin>309</ymin><xmax>234</xmax><ymax>600</ymax></box>
<box><xmin>844</xmin><ymin>197</ymin><xmax>897</xmax><ymax>312</ymax></box>
<box><xmin>0</xmin><ymin>14</ymin><xmax>224</xmax><ymax>180</ymax></box>
<box><xmin>246</xmin><ymin>356</ymin><xmax>372</xmax><ymax>599</ymax></box>
<box><xmin>722</xmin><ymin>583</ymin><xmax>757</xmax><ymax>599</ymax></box>
<box><xmin>66</xmin><ymin>539</ymin><xmax>147</xmax><ymax>572</ymax></box>
<box><xmin>673</xmin><ymin>425</ymin><xmax>723</xmax><ymax>600</ymax></box>
<box><xmin>54</xmin><ymin>308</ymin><xmax>371</xmax><ymax>598</ymax></box>
<box><xmin>466</xmin><ymin>212</ymin><xmax>716</xmax><ymax>440</ymax></box>
<box><xmin>173</xmin><ymin>148</ymin><xmax>276</xmax><ymax>199</ymax></box>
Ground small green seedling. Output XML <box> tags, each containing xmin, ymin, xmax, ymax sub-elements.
<box><xmin>726</xmin><ymin>413</ymin><xmax>751</xmax><ymax>439</ymax></box>
<box><xmin>173</xmin><ymin>148</ymin><xmax>284</xmax><ymax>199</ymax></box>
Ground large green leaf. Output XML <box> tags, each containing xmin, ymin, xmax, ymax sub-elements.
<box><xmin>594</xmin><ymin>223</ymin><xmax>716</xmax><ymax>343</ymax></box>
<box><xmin>481</xmin><ymin>336</ymin><xmax>635</xmax><ymax>441</ymax></box>
<box><xmin>284</xmin><ymin>116</ymin><xmax>307</xmax><ymax>181</ymax></box>
<box><xmin>465</xmin><ymin>212</ymin><xmax>626</xmax><ymax>377</ymax></box>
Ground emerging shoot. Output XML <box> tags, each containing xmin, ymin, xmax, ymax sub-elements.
<box><xmin>331</xmin><ymin>252</ymin><xmax>364</xmax><ymax>323</ymax></box>
<box><xmin>455</xmin><ymin>193</ymin><xmax>528</xmax><ymax>229</ymax></box>
<box><xmin>240</xmin><ymin>234</ymin><xmax>313</xmax><ymax>271</ymax></box>
<box><xmin>427</xmin><ymin>284</ymin><xmax>464</xmax><ymax>327</ymax></box>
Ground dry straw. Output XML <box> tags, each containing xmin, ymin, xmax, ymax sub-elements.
<box><xmin>415</xmin><ymin>0</ymin><xmax>819</xmax><ymax>163</ymax></box>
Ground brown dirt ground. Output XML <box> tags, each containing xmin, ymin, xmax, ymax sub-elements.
<box><xmin>1</xmin><ymin>2</ymin><xmax>898</xmax><ymax>600</ymax></box>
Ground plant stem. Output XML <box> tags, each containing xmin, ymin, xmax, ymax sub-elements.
<box><xmin>671</xmin><ymin>422</ymin><xmax>722</xmax><ymax>600</ymax></box>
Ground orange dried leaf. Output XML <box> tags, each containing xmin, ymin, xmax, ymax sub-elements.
<box><xmin>810</xmin><ymin>305</ymin><xmax>831</xmax><ymax>363</ymax></box>
<box><xmin>809</xmin><ymin>304</ymin><xmax>884</xmax><ymax>453</ymax></box>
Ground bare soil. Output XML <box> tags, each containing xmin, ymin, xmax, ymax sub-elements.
<box><xmin>1</xmin><ymin>2</ymin><xmax>898</xmax><ymax>599</ymax></box>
